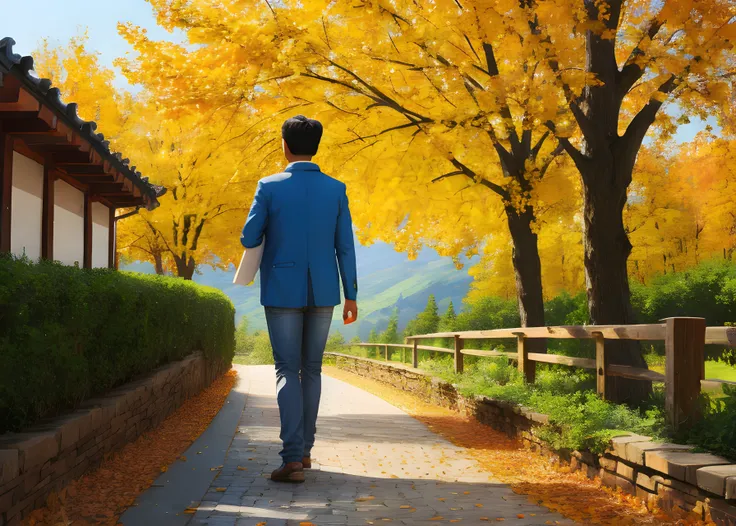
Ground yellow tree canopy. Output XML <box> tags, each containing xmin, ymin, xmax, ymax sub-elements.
<box><xmin>33</xmin><ymin>35</ymin><xmax>266</xmax><ymax>277</ymax></box>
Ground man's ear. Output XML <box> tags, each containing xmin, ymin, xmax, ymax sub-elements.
<box><xmin>282</xmin><ymin>138</ymin><xmax>290</xmax><ymax>157</ymax></box>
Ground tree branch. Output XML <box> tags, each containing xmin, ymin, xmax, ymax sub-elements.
<box><xmin>530</xmin><ymin>130</ymin><xmax>550</xmax><ymax>159</ymax></box>
<box><xmin>479</xmin><ymin>41</ymin><xmax>520</xmax><ymax>151</ymax></box>
<box><xmin>449</xmin><ymin>157</ymin><xmax>510</xmax><ymax>199</ymax></box>
<box><xmin>545</xmin><ymin>120</ymin><xmax>589</xmax><ymax>171</ymax></box>
<box><xmin>622</xmin><ymin>74</ymin><xmax>678</xmax><ymax>155</ymax></box>
<box><xmin>539</xmin><ymin>143</ymin><xmax>566</xmax><ymax>179</ymax></box>
<box><xmin>617</xmin><ymin>18</ymin><xmax>664</xmax><ymax>102</ymax></box>
<box><xmin>432</xmin><ymin>170</ymin><xmax>464</xmax><ymax>183</ymax></box>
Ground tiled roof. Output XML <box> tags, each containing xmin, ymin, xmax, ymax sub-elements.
<box><xmin>0</xmin><ymin>37</ymin><xmax>165</xmax><ymax>210</ymax></box>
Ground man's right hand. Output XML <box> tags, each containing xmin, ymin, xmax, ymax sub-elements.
<box><xmin>343</xmin><ymin>300</ymin><xmax>358</xmax><ymax>324</ymax></box>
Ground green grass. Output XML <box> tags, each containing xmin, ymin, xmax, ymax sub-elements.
<box><xmin>649</xmin><ymin>360</ymin><xmax>736</xmax><ymax>382</ymax></box>
<box><xmin>703</xmin><ymin>361</ymin><xmax>736</xmax><ymax>382</ymax></box>
<box><xmin>648</xmin><ymin>360</ymin><xmax>736</xmax><ymax>395</ymax></box>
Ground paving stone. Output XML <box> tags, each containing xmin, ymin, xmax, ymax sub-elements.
<box><xmin>645</xmin><ymin>450</ymin><xmax>731</xmax><ymax>484</ymax></box>
<box><xmin>695</xmin><ymin>464</ymin><xmax>736</xmax><ymax>497</ymax></box>
<box><xmin>122</xmin><ymin>365</ymin><xmax>577</xmax><ymax>526</ymax></box>
<box><xmin>608</xmin><ymin>434</ymin><xmax>652</xmax><ymax>458</ymax></box>
<box><xmin>625</xmin><ymin>441</ymin><xmax>691</xmax><ymax>465</ymax></box>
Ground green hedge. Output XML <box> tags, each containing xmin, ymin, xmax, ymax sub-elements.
<box><xmin>0</xmin><ymin>255</ymin><xmax>235</xmax><ymax>434</ymax></box>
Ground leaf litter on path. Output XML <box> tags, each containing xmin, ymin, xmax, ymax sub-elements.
<box><xmin>325</xmin><ymin>366</ymin><xmax>715</xmax><ymax>526</ymax></box>
<box><xmin>23</xmin><ymin>369</ymin><xmax>237</xmax><ymax>525</ymax></box>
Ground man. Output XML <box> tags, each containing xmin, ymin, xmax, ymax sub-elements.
<box><xmin>240</xmin><ymin>115</ymin><xmax>358</xmax><ymax>483</ymax></box>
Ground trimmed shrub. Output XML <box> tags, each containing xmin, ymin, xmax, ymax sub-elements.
<box><xmin>0</xmin><ymin>255</ymin><xmax>235</xmax><ymax>433</ymax></box>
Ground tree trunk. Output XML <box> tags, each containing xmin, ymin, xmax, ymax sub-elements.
<box><xmin>571</xmin><ymin>1</ymin><xmax>651</xmax><ymax>404</ymax></box>
<box><xmin>506</xmin><ymin>206</ymin><xmax>546</xmax><ymax>354</ymax></box>
<box><xmin>581</xmin><ymin>161</ymin><xmax>651</xmax><ymax>404</ymax></box>
<box><xmin>173</xmin><ymin>253</ymin><xmax>196</xmax><ymax>280</ymax></box>
<box><xmin>153</xmin><ymin>250</ymin><xmax>165</xmax><ymax>275</ymax></box>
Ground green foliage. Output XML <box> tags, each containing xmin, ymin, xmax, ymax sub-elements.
<box><xmin>544</xmin><ymin>292</ymin><xmax>588</xmax><ymax>325</ymax></box>
<box><xmin>632</xmin><ymin>259</ymin><xmax>736</xmax><ymax>364</ymax></box>
<box><xmin>326</xmin><ymin>331</ymin><xmax>346</xmax><ymax>353</ymax></box>
<box><xmin>403</xmin><ymin>294</ymin><xmax>440</xmax><ymax>338</ymax></box>
<box><xmin>684</xmin><ymin>384</ymin><xmax>736</xmax><ymax>460</ymax></box>
<box><xmin>456</xmin><ymin>296</ymin><xmax>521</xmax><ymax>331</ymax></box>
<box><xmin>0</xmin><ymin>255</ymin><xmax>235</xmax><ymax>434</ymax></box>
<box><xmin>450</xmin><ymin>296</ymin><xmax>521</xmax><ymax>350</ymax></box>
<box><xmin>632</xmin><ymin>259</ymin><xmax>736</xmax><ymax>324</ymax></box>
<box><xmin>544</xmin><ymin>292</ymin><xmax>593</xmax><ymax>358</ymax></box>
<box><xmin>368</xmin><ymin>327</ymin><xmax>379</xmax><ymax>343</ymax></box>
<box><xmin>380</xmin><ymin>308</ymin><xmax>401</xmax><ymax>343</ymax></box>
<box><xmin>421</xmin><ymin>359</ymin><xmax>663</xmax><ymax>454</ymax></box>
<box><xmin>233</xmin><ymin>315</ymin><xmax>273</xmax><ymax>365</ymax></box>
<box><xmin>439</xmin><ymin>301</ymin><xmax>457</xmax><ymax>332</ymax></box>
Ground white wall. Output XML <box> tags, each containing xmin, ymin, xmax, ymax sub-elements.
<box><xmin>10</xmin><ymin>152</ymin><xmax>44</xmax><ymax>260</ymax></box>
<box><xmin>54</xmin><ymin>180</ymin><xmax>85</xmax><ymax>266</ymax></box>
<box><xmin>91</xmin><ymin>202</ymin><xmax>110</xmax><ymax>268</ymax></box>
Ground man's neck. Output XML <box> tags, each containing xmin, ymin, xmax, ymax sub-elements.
<box><xmin>286</xmin><ymin>156</ymin><xmax>313</xmax><ymax>163</ymax></box>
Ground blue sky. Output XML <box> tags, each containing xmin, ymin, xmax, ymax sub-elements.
<box><xmin>1</xmin><ymin>2</ymin><xmax>714</xmax><ymax>142</ymax></box>
<box><xmin>0</xmin><ymin>0</ymin><xmax>182</xmax><ymax>90</ymax></box>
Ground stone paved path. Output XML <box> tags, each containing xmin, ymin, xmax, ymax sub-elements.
<box><xmin>181</xmin><ymin>365</ymin><xmax>574</xmax><ymax>526</ymax></box>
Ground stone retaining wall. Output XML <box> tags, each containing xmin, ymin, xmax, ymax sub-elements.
<box><xmin>0</xmin><ymin>352</ymin><xmax>226</xmax><ymax>526</ymax></box>
<box><xmin>328</xmin><ymin>353</ymin><xmax>736</xmax><ymax>525</ymax></box>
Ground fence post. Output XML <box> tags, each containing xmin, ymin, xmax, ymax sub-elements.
<box><xmin>412</xmin><ymin>339</ymin><xmax>418</xmax><ymax>368</ymax></box>
<box><xmin>515</xmin><ymin>332</ymin><xmax>535</xmax><ymax>383</ymax></box>
<box><xmin>664</xmin><ymin>317</ymin><xmax>706</xmax><ymax>432</ymax></box>
<box><xmin>384</xmin><ymin>344</ymin><xmax>389</xmax><ymax>361</ymax></box>
<box><xmin>593</xmin><ymin>332</ymin><xmax>607</xmax><ymax>400</ymax></box>
<box><xmin>454</xmin><ymin>335</ymin><xmax>464</xmax><ymax>374</ymax></box>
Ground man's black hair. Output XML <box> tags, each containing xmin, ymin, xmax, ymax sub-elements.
<box><xmin>281</xmin><ymin>115</ymin><xmax>323</xmax><ymax>156</ymax></box>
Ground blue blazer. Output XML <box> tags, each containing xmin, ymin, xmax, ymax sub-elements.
<box><xmin>240</xmin><ymin>162</ymin><xmax>358</xmax><ymax>308</ymax></box>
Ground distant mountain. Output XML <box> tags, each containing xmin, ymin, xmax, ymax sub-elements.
<box><xmin>121</xmin><ymin>240</ymin><xmax>473</xmax><ymax>340</ymax></box>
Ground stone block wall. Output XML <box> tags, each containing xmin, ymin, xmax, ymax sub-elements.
<box><xmin>328</xmin><ymin>353</ymin><xmax>736</xmax><ymax>525</ymax></box>
<box><xmin>0</xmin><ymin>352</ymin><xmax>226</xmax><ymax>526</ymax></box>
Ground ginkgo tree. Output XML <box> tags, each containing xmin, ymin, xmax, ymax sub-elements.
<box><xmin>114</xmin><ymin>0</ymin><xmax>736</xmax><ymax>402</ymax></box>
<box><xmin>119</xmin><ymin>0</ymin><xmax>578</xmax><ymax>354</ymax></box>
<box><xmin>33</xmin><ymin>35</ymin><xmax>262</xmax><ymax>279</ymax></box>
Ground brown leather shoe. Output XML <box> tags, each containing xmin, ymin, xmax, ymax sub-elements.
<box><xmin>270</xmin><ymin>462</ymin><xmax>304</xmax><ymax>483</ymax></box>
<box><xmin>302</xmin><ymin>456</ymin><xmax>312</xmax><ymax>469</ymax></box>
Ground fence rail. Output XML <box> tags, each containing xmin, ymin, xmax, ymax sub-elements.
<box><xmin>347</xmin><ymin>318</ymin><xmax>736</xmax><ymax>431</ymax></box>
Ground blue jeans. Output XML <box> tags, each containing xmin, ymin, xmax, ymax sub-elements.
<box><xmin>265</xmin><ymin>306</ymin><xmax>334</xmax><ymax>464</ymax></box>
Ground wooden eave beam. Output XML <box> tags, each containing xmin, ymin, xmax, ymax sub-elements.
<box><xmin>0</xmin><ymin>85</ymin><xmax>154</xmax><ymax>209</ymax></box>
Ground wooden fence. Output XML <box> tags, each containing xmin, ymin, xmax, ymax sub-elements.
<box><xmin>347</xmin><ymin>318</ymin><xmax>736</xmax><ymax>431</ymax></box>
